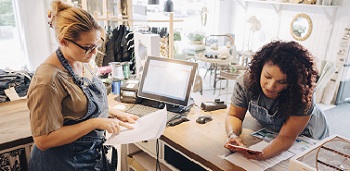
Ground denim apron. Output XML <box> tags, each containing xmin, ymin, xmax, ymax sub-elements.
<box><xmin>248</xmin><ymin>94</ymin><xmax>284</xmax><ymax>132</ymax></box>
<box><xmin>29</xmin><ymin>48</ymin><xmax>110</xmax><ymax>171</ymax></box>
<box><xmin>248</xmin><ymin>94</ymin><xmax>329</xmax><ymax>139</ymax></box>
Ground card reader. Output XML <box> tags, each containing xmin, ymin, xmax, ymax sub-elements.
<box><xmin>201</xmin><ymin>99</ymin><xmax>227</xmax><ymax>111</ymax></box>
<box><xmin>120</xmin><ymin>79</ymin><xmax>140</xmax><ymax>103</ymax></box>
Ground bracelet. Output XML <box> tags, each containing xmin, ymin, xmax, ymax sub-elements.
<box><xmin>227</xmin><ymin>130</ymin><xmax>238</xmax><ymax>139</ymax></box>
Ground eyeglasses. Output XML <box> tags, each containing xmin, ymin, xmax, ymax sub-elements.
<box><xmin>65</xmin><ymin>38</ymin><xmax>104</xmax><ymax>54</ymax></box>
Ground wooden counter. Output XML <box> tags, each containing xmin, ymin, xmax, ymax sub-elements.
<box><xmin>109</xmin><ymin>94</ymin><xmax>264</xmax><ymax>171</ymax></box>
<box><xmin>0</xmin><ymin>99</ymin><xmax>32</xmax><ymax>151</ymax></box>
<box><xmin>161</xmin><ymin>94</ymin><xmax>262</xmax><ymax>171</ymax></box>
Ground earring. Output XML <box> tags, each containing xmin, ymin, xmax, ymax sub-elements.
<box><xmin>47</xmin><ymin>10</ymin><xmax>53</xmax><ymax>28</ymax></box>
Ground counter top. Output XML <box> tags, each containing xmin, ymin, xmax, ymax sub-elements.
<box><xmin>0</xmin><ymin>99</ymin><xmax>32</xmax><ymax>151</ymax></box>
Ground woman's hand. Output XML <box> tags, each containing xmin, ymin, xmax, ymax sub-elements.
<box><xmin>91</xmin><ymin>118</ymin><xmax>134</xmax><ymax>134</ymax></box>
<box><xmin>224</xmin><ymin>137</ymin><xmax>264</xmax><ymax>160</ymax></box>
<box><xmin>225</xmin><ymin>136</ymin><xmax>244</xmax><ymax>146</ymax></box>
<box><xmin>243</xmin><ymin>151</ymin><xmax>264</xmax><ymax>160</ymax></box>
<box><xmin>225</xmin><ymin>141</ymin><xmax>264</xmax><ymax>160</ymax></box>
<box><xmin>109</xmin><ymin>107</ymin><xmax>139</xmax><ymax>124</ymax></box>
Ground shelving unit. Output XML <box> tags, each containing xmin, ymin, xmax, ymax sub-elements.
<box><xmin>122</xmin><ymin>140</ymin><xmax>179</xmax><ymax>171</ymax></box>
<box><xmin>235</xmin><ymin>0</ymin><xmax>338</xmax><ymax>20</ymax></box>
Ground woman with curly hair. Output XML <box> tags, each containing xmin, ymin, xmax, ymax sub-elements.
<box><xmin>224</xmin><ymin>40</ymin><xmax>329</xmax><ymax>160</ymax></box>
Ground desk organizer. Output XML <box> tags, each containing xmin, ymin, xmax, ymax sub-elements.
<box><xmin>289</xmin><ymin>135</ymin><xmax>350</xmax><ymax>171</ymax></box>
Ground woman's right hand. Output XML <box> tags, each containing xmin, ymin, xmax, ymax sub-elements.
<box><xmin>91</xmin><ymin>118</ymin><xmax>134</xmax><ymax>134</ymax></box>
<box><xmin>225</xmin><ymin>136</ymin><xmax>244</xmax><ymax>147</ymax></box>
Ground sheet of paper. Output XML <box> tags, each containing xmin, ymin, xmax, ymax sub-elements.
<box><xmin>251</xmin><ymin>128</ymin><xmax>319</xmax><ymax>155</ymax></box>
<box><xmin>251</xmin><ymin>128</ymin><xmax>278</xmax><ymax>142</ymax></box>
<box><xmin>288</xmin><ymin>136</ymin><xmax>318</xmax><ymax>154</ymax></box>
<box><xmin>225</xmin><ymin>141</ymin><xmax>294</xmax><ymax>171</ymax></box>
<box><xmin>105</xmin><ymin>107</ymin><xmax>167</xmax><ymax>145</ymax></box>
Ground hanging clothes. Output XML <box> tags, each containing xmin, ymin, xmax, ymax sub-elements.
<box><xmin>103</xmin><ymin>25</ymin><xmax>135</xmax><ymax>74</ymax></box>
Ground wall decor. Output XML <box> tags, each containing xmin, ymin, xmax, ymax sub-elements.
<box><xmin>290</xmin><ymin>13</ymin><xmax>313</xmax><ymax>41</ymax></box>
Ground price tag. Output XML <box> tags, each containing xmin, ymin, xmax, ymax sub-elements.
<box><xmin>4</xmin><ymin>87</ymin><xmax>20</xmax><ymax>101</ymax></box>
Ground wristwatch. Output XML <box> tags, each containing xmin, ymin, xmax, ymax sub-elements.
<box><xmin>227</xmin><ymin>131</ymin><xmax>238</xmax><ymax>139</ymax></box>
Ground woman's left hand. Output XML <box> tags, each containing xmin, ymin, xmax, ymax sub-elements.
<box><xmin>109</xmin><ymin>108</ymin><xmax>139</xmax><ymax>123</ymax></box>
<box><xmin>241</xmin><ymin>151</ymin><xmax>264</xmax><ymax>160</ymax></box>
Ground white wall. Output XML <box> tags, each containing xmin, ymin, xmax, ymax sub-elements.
<box><xmin>16</xmin><ymin>0</ymin><xmax>51</xmax><ymax>71</ymax></box>
<box><xmin>228</xmin><ymin>0</ymin><xmax>350</xmax><ymax>64</ymax></box>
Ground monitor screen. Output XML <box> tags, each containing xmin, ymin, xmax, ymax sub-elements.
<box><xmin>138</xmin><ymin>56</ymin><xmax>198</xmax><ymax>106</ymax></box>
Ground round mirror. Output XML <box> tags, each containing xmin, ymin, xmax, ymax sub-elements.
<box><xmin>290</xmin><ymin>13</ymin><xmax>312</xmax><ymax>41</ymax></box>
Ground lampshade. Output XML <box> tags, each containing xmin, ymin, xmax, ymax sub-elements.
<box><xmin>247</xmin><ymin>16</ymin><xmax>261</xmax><ymax>32</ymax></box>
<box><xmin>164</xmin><ymin>0</ymin><xmax>174</xmax><ymax>12</ymax></box>
<box><xmin>148</xmin><ymin>0</ymin><xmax>159</xmax><ymax>5</ymax></box>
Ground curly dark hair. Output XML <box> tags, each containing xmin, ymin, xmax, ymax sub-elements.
<box><xmin>245</xmin><ymin>40</ymin><xmax>318</xmax><ymax>119</ymax></box>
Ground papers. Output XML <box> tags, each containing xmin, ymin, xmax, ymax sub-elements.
<box><xmin>225</xmin><ymin>128</ymin><xmax>318</xmax><ymax>171</ymax></box>
<box><xmin>251</xmin><ymin>128</ymin><xmax>277</xmax><ymax>142</ymax></box>
<box><xmin>289</xmin><ymin>136</ymin><xmax>318</xmax><ymax>154</ymax></box>
<box><xmin>225</xmin><ymin>141</ymin><xmax>294</xmax><ymax>171</ymax></box>
<box><xmin>105</xmin><ymin>107</ymin><xmax>167</xmax><ymax>145</ymax></box>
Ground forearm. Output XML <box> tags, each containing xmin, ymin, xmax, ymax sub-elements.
<box><xmin>261</xmin><ymin>135</ymin><xmax>295</xmax><ymax>160</ymax></box>
<box><xmin>225</xmin><ymin>115</ymin><xmax>243</xmax><ymax>136</ymax></box>
<box><xmin>34</xmin><ymin>119</ymin><xmax>97</xmax><ymax>151</ymax></box>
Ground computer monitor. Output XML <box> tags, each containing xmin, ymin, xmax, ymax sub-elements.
<box><xmin>138</xmin><ymin>56</ymin><xmax>198</xmax><ymax>107</ymax></box>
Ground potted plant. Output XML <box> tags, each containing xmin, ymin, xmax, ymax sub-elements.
<box><xmin>187</xmin><ymin>32</ymin><xmax>205</xmax><ymax>44</ymax></box>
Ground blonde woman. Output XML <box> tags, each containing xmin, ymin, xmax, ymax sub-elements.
<box><xmin>27</xmin><ymin>1</ymin><xmax>138</xmax><ymax>170</ymax></box>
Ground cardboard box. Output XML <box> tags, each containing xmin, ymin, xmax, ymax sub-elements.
<box><xmin>289</xmin><ymin>135</ymin><xmax>350</xmax><ymax>171</ymax></box>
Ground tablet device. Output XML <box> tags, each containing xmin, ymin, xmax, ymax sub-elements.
<box><xmin>225</xmin><ymin>143</ymin><xmax>262</xmax><ymax>155</ymax></box>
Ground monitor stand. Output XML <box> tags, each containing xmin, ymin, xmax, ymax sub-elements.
<box><xmin>138</xmin><ymin>98</ymin><xmax>194</xmax><ymax>114</ymax></box>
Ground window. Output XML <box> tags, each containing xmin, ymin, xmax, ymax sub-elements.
<box><xmin>0</xmin><ymin>0</ymin><xmax>26</xmax><ymax>70</ymax></box>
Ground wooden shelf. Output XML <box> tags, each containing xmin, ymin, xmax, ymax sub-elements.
<box><xmin>128</xmin><ymin>151</ymin><xmax>172</xmax><ymax>171</ymax></box>
<box><xmin>235</xmin><ymin>0</ymin><xmax>338</xmax><ymax>14</ymax></box>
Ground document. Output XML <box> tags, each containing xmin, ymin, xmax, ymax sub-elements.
<box><xmin>224</xmin><ymin>141</ymin><xmax>294</xmax><ymax>171</ymax></box>
<box><xmin>105</xmin><ymin>107</ymin><xmax>167</xmax><ymax>145</ymax></box>
<box><xmin>225</xmin><ymin>128</ymin><xmax>319</xmax><ymax>171</ymax></box>
<box><xmin>251</xmin><ymin>128</ymin><xmax>278</xmax><ymax>142</ymax></box>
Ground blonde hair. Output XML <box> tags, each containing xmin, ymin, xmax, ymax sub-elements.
<box><xmin>49</xmin><ymin>0</ymin><xmax>103</xmax><ymax>41</ymax></box>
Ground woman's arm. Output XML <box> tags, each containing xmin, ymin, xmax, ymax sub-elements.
<box><xmin>225</xmin><ymin>104</ymin><xmax>248</xmax><ymax>145</ymax></box>
<box><xmin>34</xmin><ymin>117</ymin><xmax>132</xmax><ymax>151</ymax></box>
<box><xmin>248</xmin><ymin>115</ymin><xmax>311</xmax><ymax>160</ymax></box>
<box><xmin>108</xmin><ymin>105</ymin><xmax>139</xmax><ymax>123</ymax></box>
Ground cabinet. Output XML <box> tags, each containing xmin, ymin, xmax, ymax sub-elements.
<box><xmin>0</xmin><ymin>99</ymin><xmax>33</xmax><ymax>171</ymax></box>
<box><xmin>123</xmin><ymin>140</ymin><xmax>176</xmax><ymax>171</ymax></box>
<box><xmin>122</xmin><ymin>139</ymin><xmax>209</xmax><ymax>171</ymax></box>
<box><xmin>0</xmin><ymin>143</ymin><xmax>32</xmax><ymax>171</ymax></box>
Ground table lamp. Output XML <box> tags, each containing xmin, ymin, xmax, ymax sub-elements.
<box><xmin>246</xmin><ymin>16</ymin><xmax>261</xmax><ymax>51</ymax></box>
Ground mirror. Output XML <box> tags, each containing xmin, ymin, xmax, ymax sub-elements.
<box><xmin>290</xmin><ymin>13</ymin><xmax>313</xmax><ymax>41</ymax></box>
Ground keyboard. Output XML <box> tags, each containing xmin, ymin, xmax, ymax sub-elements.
<box><xmin>125</xmin><ymin>104</ymin><xmax>182</xmax><ymax>123</ymax></box>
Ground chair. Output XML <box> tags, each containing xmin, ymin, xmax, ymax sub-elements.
<box><xmin>192</xmin><ymin>72</ymin><xmax>203</xmax><ymax>95</ymax></box>
<box><xmin>217</xmin><ymin>65</ymin><xmax>246</xmax><ymax>96</ymax></box>
<box><xmin>202</xmin><ymin>34</ymin><xmax>239</xmax><ymax>94</ymax></box>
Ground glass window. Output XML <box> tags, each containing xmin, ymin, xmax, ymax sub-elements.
<box><xmin>0</xmin><ymin>0</ymin><xmax>26</xmax><ymax>70</ymax></box>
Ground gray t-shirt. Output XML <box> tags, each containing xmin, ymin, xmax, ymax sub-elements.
<box><xmin>230</xmin><ymin>74</ymin><xmax>329</xmax><ymax>140</ymax></box>
<box><xmin>231</xmin><ymin>74</ymin><xmax>311</xmax><ymax>117</ymax></box>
